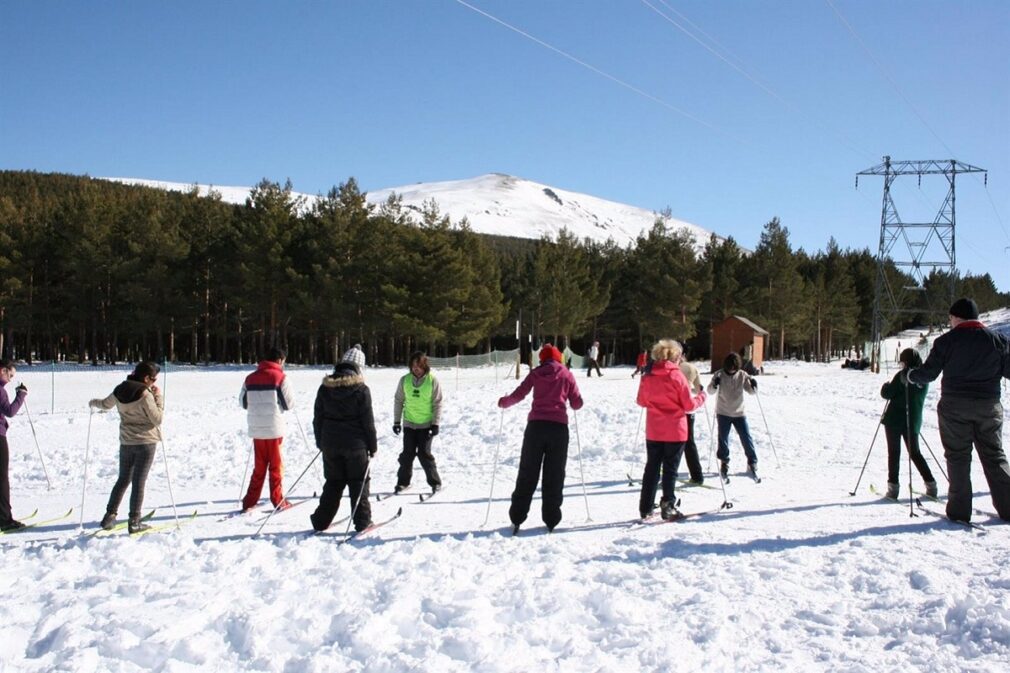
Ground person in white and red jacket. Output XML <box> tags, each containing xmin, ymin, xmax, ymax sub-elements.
<box><xmin>239</xmin><ymin>348</ymin><xmax>295</xmax><ymax>512</ymax></box>
<box><xmin>498</xmin><ymin>343</ymin><xmax>583</xmax><ymax>533</ymax></box>
<box><xmin>636</xmin><ymin>339</ymin><xmax>706</xmax><ymax>520</ymax></box>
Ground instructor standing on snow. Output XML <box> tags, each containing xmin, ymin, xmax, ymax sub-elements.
<box><xmin>392</xmin><ymin>351</ymin><xmax>443</xmax><ymax>495</ymax></box>
<box><xmin>0</xmin><ymin>359</ymin><xmax>28</xmax><ymax>531</ymax></box>
<box><xmin>908</xmin><ymin>298</ymin><xmax>1010</xmax><ymax>523</ymax></box>
<box><xmin>239</xmin><ymin>347</ymin><xmax>295</xmax><ymax>513</ymax></box>
<box><xmin>498</xmin><ymin>343</ymin><xmax>583</xmax><ymax>533</ymax></box>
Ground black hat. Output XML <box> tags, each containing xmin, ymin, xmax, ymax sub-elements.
<box><xmin>949</xmin><ymin>298</ymin><xmax>979</xmax><ymax>320</ymax></box>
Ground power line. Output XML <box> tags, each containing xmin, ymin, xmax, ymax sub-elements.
<box><xmin>641</xmin><ymin>0</ymin><xmax>874</xmax><ymax>162</ymax></box>
<box><xmin>451</xmin><ymin>0</ymin><xmax>747</xmax><ymax>143</ymax></box>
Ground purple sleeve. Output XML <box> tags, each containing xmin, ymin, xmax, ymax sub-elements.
<box><xmin>499</xmin><ymin>373</ymin><xmax>534</xmax><ymax>408</ymax></box>
<box><xmin>0</xmin><ymin>387</ymin><xmax>25</xmax><ymax>418</ymax></box>
<box><xmin>567</xmin><ymin>376</ymin><xmax>584</xmax><ymax>410</ymax></box>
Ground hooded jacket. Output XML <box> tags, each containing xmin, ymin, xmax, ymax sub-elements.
<box><xmin>90</xmin><ymin>377</ymin><xmax>164</xmax><ymax>445</ymax></box>
<box><xmin>498</xmin><ymin>360</ymin><xmax>583</xmax><ymax>424</ymax></box>
<box><xmin>313</xmin><ymin>363</ymin><xmax>377</xmax><ymax>455</ymax></box>
<box><xmin>908</xmin><ymin>321</ymin><xmax>1010</xmax><ymax>400</ymax></box>
<box><xmin>637</xmin><ymin>359</ymin><xmax>707</xmax><ymax>441</ymax></box>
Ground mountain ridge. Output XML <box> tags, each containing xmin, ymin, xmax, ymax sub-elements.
<box><xmin>101</xmin><ymin>173</ymin><xmax>720</xmax><ymax>249</ymax></box>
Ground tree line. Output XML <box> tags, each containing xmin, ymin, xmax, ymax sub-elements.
<box><xmin>0</xmin><ymin>170</ymin><xmax>1005</xmax><ymax>366</ymax></box>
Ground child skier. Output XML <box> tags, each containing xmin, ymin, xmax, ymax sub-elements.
<box><xmin>392</xmin><ymin>351</ymin><xmax>443</xmax><ymax>495</ymax></box>
<box><xmin>879</xmin><ymin>348</ymin><xmax>936</xmax><ymax>499</ymax></box>
<box><xmin>707</xmin><ymin>352</ymin><xmax>759</xmax><ymax>482</ymax></box>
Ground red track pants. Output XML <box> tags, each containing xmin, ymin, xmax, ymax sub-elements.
<box><xmin>242</xmin><ymin>438</ymin><xmax>285</xmax><ymax>510</ymax></box>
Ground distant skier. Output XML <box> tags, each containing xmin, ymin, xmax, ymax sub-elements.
<box><xmin>498</xmin><ymin>343</ymin><xmax>583</xmax><ymax>533</ymax></box>
<box><xmin>586</xmin><ymin>341</ymin><xmax>603</xmax><ymax>377</ymax></box>
<box><xmin>392</xmin><ymin>351</ymin><xmax>443</xmax><ymax>495</ymax></box>
<box><xmin>879</xmin><ymin>348</ymin><xmax>936</xmax><ymax>500</ymax></box>
<box><xmin>239</xmin><ymin>347</ymin><xmax>295</xmax><ymax>513</ymax></box>
<box><xmin>636</xmin><ymin>340</ymin><xmax>706</xmax><ymax>520</ymax></box>
<box><xmin>908</xmin><ymin>298</ymin><xmax>1010</xmax><ymax>522</ymax></box>
<box><xmin>310</xmin><ymin>347</ymin><xmax>376</xmax><ymax>533</ymax></box>
<box><xmin>89</xmin><ymin>361</ymin><xmax>164</xmax><ymax>534</ymax></box>
<box><xmin>631</xmin><ymin>350</ymin><xmax>648</xmax><ymax>378</ymax></box>
<box><xmin>0</xmin><ymin>359</ymin><xmax>28</xmax><ymax>532</ymax></box>
<box><xmin>707</xmin><ymin>352</ymin><xmax>758</xmax><ymax>482</ymax></box>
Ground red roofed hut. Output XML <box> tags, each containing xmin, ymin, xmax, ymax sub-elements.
<box><xmin>711</xmin><ymin>315</ymin><xmax>768</xmax><ymax>373</ymax></box>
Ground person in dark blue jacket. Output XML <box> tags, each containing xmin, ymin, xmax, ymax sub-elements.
<box><xmin>909</xmin><ymin>298</ymin><xmax>1010</xmax><ymax>522</ymax></box>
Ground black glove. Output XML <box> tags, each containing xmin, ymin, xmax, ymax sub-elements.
<box><xmin>392</xmin><ymin>422</ymin><xmax>401</xmax><ymax>435</ymax></box>
<box><xmin>15</xmin><ymin>383</ymin><xmax>27</xmax><ymax>394</ymax></box>
<box><xmin>750</xmin><ymin>379</ymin><xmax>758</xmax><ymax>391</ymax></box>
<box><xmin>712</xmin><ymin>375</ymin><xmax>720</xmax><ymax>389</ymax></box>
<box><xmin>368</xmin><ymin>448</ymin><xmax>377</xmax><ymax>457</ymax></box>
<box><xmin>429</xmin><ymin>424</ymin><xmax>439</xmax><ymax>438</ymax></box>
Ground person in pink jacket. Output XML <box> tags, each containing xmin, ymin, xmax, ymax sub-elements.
<box><xmin>636</xmin><ymin>339</ymin><xmax>707</xmax><ymax>520</ymax></box>
<box><xmin>498</xmin><ymin>343</ymin><xmax>584</xmax><ymax>534</ymax></box>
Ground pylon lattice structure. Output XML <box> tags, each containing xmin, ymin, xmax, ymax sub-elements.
<box><xmin>856</xmin><ymin>156</ymin><xmax>987</xmax><ymax>371</ymax></box>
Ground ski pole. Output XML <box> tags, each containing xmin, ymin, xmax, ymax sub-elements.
<box><xmin>753</xmin><ymin>388</ymin><xmax>781</xmax><ymax>468</ymax></box>
<box><xmin>904</xmin><ymin>375</ymin><xmax>917</xmax><ymax>518</ymax></box>
<box><xmin>22</xmin><ymin>400</ymin><xmax>53</xmax><ymax>490</ymax></box>
<box><xmin>848</xmin><ymin>401</ymin><xmax>888</xmax><ymax>495</ymax></box>
<box><xmin>79</xmin><ymin>407</ymin><xmax>94</xmax><ymax>530</ymax></box>
<box><xmin>255</xmin><ymin>449</ymin><xmax>321</xmax><ymax>536</ymax></box>
<box><xmin>626</xmin><ymin>407</ymin><xmax>644</xmax><ymax>486</ymax></box>
<box><xmin>481</xmin><ymin>409</ymin><xmax>504</xmax><ymax>527</ymax></box>
<box><xmin>715</xmin><ymin>437</ymin><xmax>734</xmax><ymax>511</ymax></box>
<box><xmin>572</xmin><ymin>409</ymin><xmax>592</xmax><ymax>522</ymax></box>
<box><xmin>292</xmin><ymin>407</ymin><xmax>322</xmax><ymax>491</ymax></box>
<box><xmin>702</xmin><ymin>394</ymin><xmax>716</xmax><ymax>471</ymax></box>
<box><xmin>159</xmin><ymin>438</ymin><xmax>182</xmax><ymax>529</ymax></box>
<box><xmin>917</xmin><ymin>433</ymin><xmax>948</xmax><ymax>482</ymax></box>
<box><xmin>341</xmin><ymin>458</ymin><xmax>372</xmax><ymax>537</ymax></box>
<box><xmin>238</xmin><ymin>443</ymin><xmax>252</xmax><ymax>503</ymax></box>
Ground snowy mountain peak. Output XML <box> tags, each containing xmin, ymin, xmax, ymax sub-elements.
<box><xmin>101</xmin><ymin>173</ymin><xmax>718</xmax><ymax>248</ymax></box>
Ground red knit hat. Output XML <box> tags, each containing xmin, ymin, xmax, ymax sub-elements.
<box><xmin>539</xmin><ymin>343</ymin><xmax>563</xmax><ymax>363</ymax></box>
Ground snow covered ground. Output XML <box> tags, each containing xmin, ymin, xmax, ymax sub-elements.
<box><xmin>2</xmin><ymin>360</ymin><xmax>1008</xmax><ymax>672</ymax></box>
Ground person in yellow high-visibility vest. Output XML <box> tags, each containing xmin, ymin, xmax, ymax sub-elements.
<box><xmin>392</xmin><ymin>351</ymin><xmax>443</xmax><ymax>494</ymax></box>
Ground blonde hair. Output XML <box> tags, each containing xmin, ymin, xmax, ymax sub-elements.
<box><xmin>651</xmin><ymin>339</ymin><xmax>682</xmax><ymax>362</ymax></box>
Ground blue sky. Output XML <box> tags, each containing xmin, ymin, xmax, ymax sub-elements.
<box><xmin>2</xmin><ymin>1</ymin><xmax>1008</xmax><ymax>290</ymax></box>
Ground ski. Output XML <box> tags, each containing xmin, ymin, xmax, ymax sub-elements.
<box><xmin>869</xmin><ymin>484</ymin><xmax>899</xmax><ymax>501</ymax></box>
<box><xmin>631</xmin><ymin>507</ymin><xmax>725</xmax><ymax>527</ymax></box>
<box><xmin>89</xmin><ymin>509</ymin><xmax>158</xmax><ymax>537</ymax></box>
<box><xmin>418</xmin><ymin>487</ymin><xmax>444</xmax><ymax>503</ymax></box>
<box><xmin>337</xmin><ymin>507</ymin><xmax>402</xmax><ymax>545</ymax></box>
<box><xmin>914</xmin><ymin>499</ymin><xmax>986</xmax><ymax>532</ymax></box>
<box><xmin>626</xmin><ymin>472</ymin><xmax>719</xmax><ymax>490</ymax></box>
<box><xmin>1</xmin><ymin>507</ymin><xmax>73</xmax><ymax>535</ymax></box>
<box><xmin>18</xmin><ymin>508</ymin><xmax>40</xmax><ymax>522</ymax></box>
<box><xmin>376</xmin><ymin>487</ymin><xmax>410</xmax><ymax>502</ymax></box>
<box><xmin>132</xmin><ymin>510</ymin><xmax>199</xmax><ymax>537</ymax></box>
<box><xmin>252</xmin><ymin>495</ymin><xmax>315</xmax><ymax>523</ymax></box>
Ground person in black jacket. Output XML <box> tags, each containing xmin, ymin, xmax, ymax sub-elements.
<box><xmin>908</xmin><ymin>298</ymin><xmax>1010</xmax><ymax>522</ymax></box>
<box><xmin>309</xmin><ymin>351</ymin><xmax>377</xmax><ymax>532</ymax></box>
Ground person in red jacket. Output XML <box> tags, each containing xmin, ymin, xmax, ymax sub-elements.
<box><xmin>498</xmin><ymin>343</ymin><xmax>583</xmax><ymax>534</ymax></box>
<box><xmin>636</xmin><ymin>339</ymin><xmax>706</xmax><ymax>520</ymax></box>
<box><xmin>631</xmin><ymin>350</ymin><xmax>649</xmax><ymax>378</ymax></box>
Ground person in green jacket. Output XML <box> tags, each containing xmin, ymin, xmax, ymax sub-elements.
<box><xmin>880</xmin><ymin>348</ymin><xmax>937</xmax><ymax>500</ymax></box>
<box><xmin>392</xmin><ymin>351</ymin><xmax>443</xmax><ymax>494</ymax></box>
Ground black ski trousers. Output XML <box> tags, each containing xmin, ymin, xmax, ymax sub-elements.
<box><xmin>639</xmin><ymin>440</ymin><xmax>685</xmax><ymax>517</ymax></box>
<box><xmin>938</xmin><ymin>397</ymin><xmax>1010</xmax><ymax>522</ymax></box>
<box><xmin>509</xmin><ymin>420</ymin><xmax>568</xmax><ymax>530</ymax></box>
<box><xmin>106</xmin><ymin>444</ymin><xmax>156</xmax><ymax>519</ymax></box>
<box><xmin>396</xmin><ymin>427</ymin><xmax>441</xmax><ymax>489</ymax></box>
<box><xmin>681</xmin><ymin>414</ymin><xmax>704</xmax><ymax>482</ymax></box>
<box><xmin>0</xmin><ymin>436</ymin><xmax>13</xmax><ymax>525</ymax></box>
<box><xmin>311</xmin><ymin>447</ymin><xmax>372</xmax><ymax>532</ymax></box>
<box><xmin>884</xmin><ymin>425</ymin><xmax>934</xmax><ymax>485</ymax></box>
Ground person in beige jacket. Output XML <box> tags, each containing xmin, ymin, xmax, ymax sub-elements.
<box><xmin>89</xmin><ymin>361</ymin><xmax>164</xmax><ymax>534</ymax></box>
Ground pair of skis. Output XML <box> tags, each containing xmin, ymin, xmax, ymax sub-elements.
<box><xmin>89</xmin><ymin>509</ymin><xmax>199</xmax><ymax>537</ymax></box>
<box><xmin>869</xmin><ymin>484</ymin><xmax>986</xmax><ymax>531</ymax></box>
<box><xmin>0</xmin><ymin>507</ymin><xmax>74</xmax><ymax>535</ymax></box>
<box><xmin>376</xmin><ymin>485</ymin><xmax>445</xmax><ymax>503</ymax></box>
